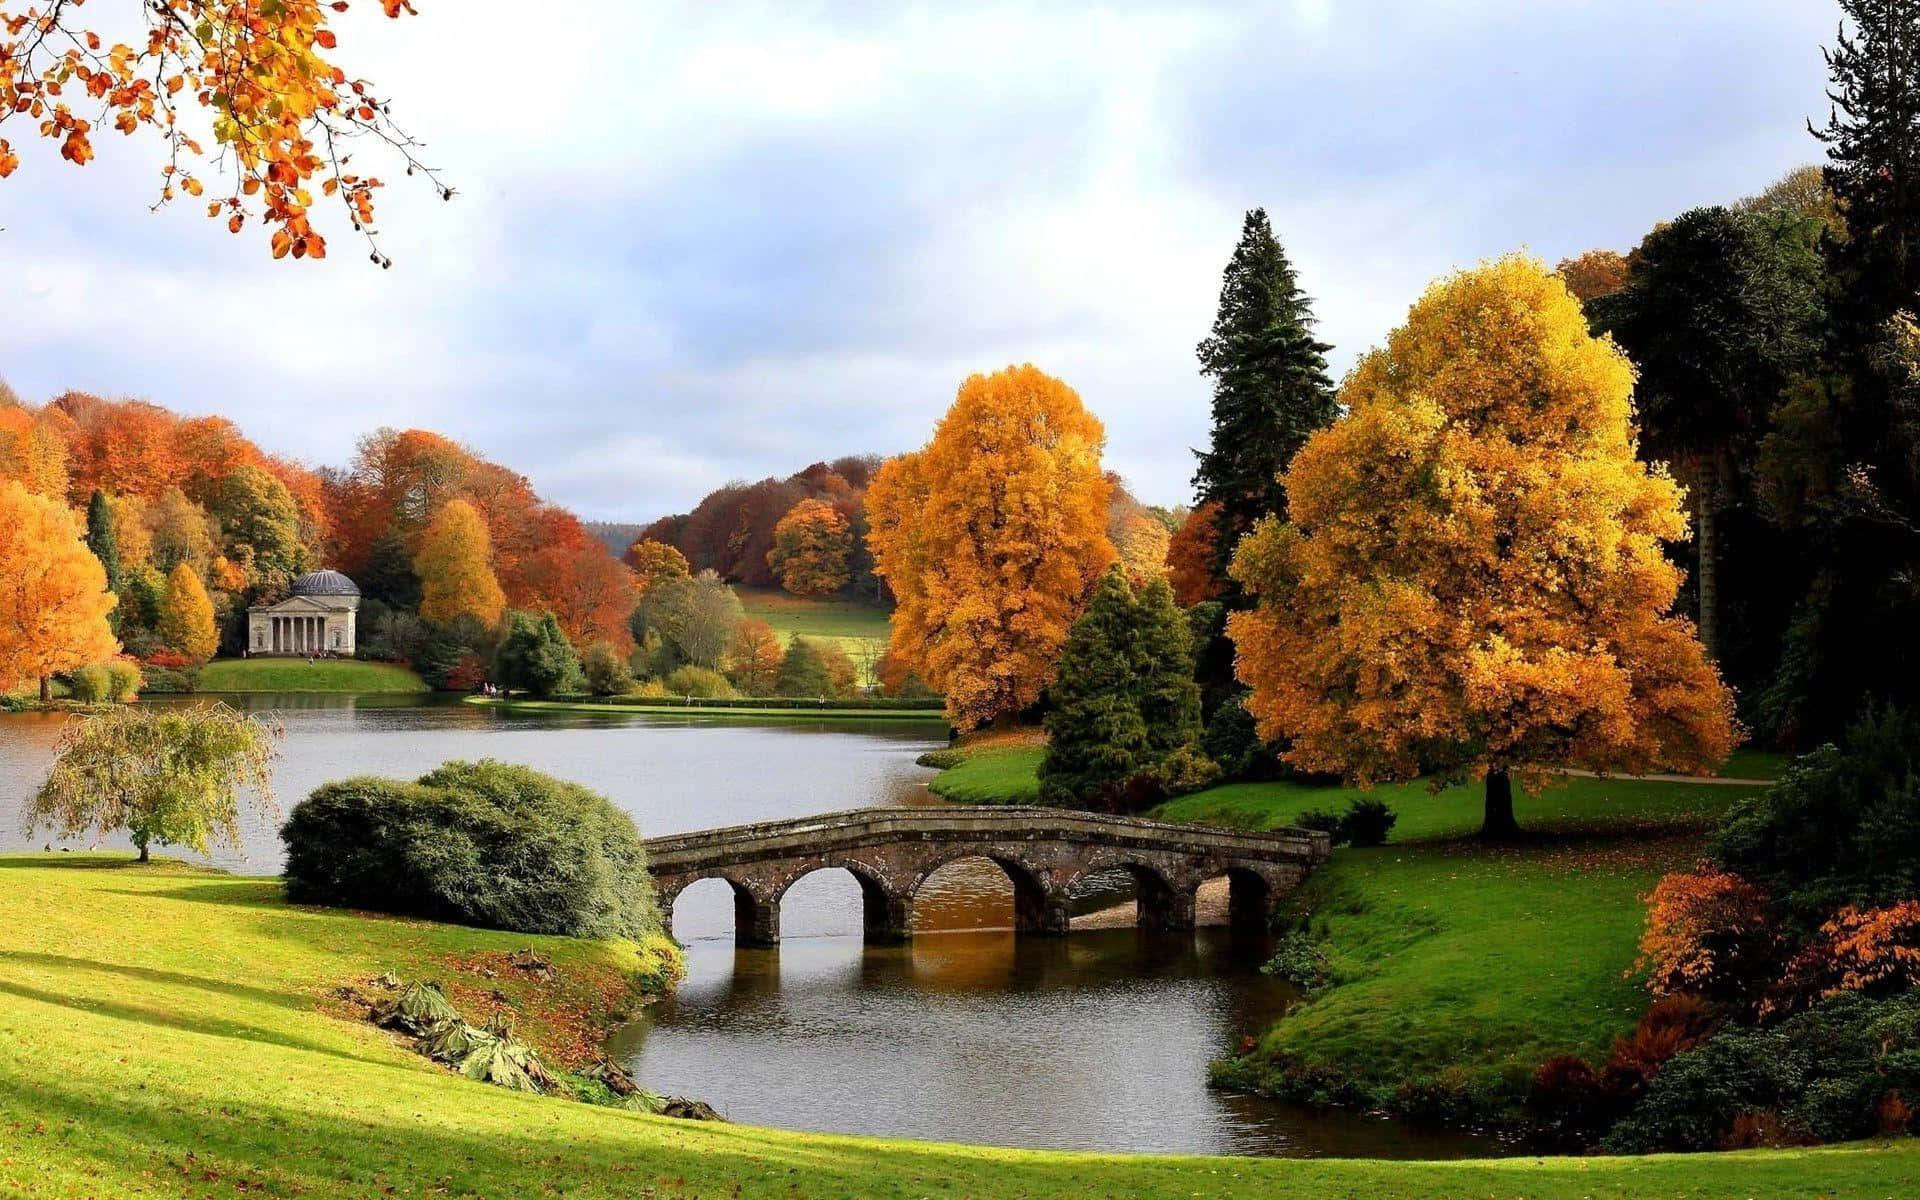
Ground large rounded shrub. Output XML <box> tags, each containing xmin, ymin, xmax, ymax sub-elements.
<box><xmin>281</xmin><ymin>759</ymin><xmax>658</xmax><ymax>940</ymax></box>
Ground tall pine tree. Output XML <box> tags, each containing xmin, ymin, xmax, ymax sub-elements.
<box><xmin>1192</xmin><ymin>209</ymin><xmax>1339</xmax><ymax>589</ymax></box>
<box><xmin>84</xmin><ymin>490</ymin><xmax>122</xmax><ymax>634</ymax></box>
<box><xmin>1814</xmin><ymin>0</ymin><xmax>1920</xmax><ymax>332</ymax></box>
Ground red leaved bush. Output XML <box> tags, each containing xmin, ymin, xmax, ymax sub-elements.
<box><xmin>1634</xmin><ymin>870</ymin><xmax>1782</xmax><ymax>1002</ymax></box>
<box><xmin>1769</xmin><ymin>900</ymin><xmax>1920</xmax><ymax>1015</ymax></box>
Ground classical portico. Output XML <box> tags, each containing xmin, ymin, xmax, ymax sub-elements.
<box><xmin>247</xmin><ymin>569</ymin><xmax>361</xmax><ymax>657</ymax></box>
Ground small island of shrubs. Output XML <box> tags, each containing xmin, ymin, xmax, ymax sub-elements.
<box><xmin>281</xmin><ymin>759</ymin><xmax>659</xmax><ymax>941</ymax></box>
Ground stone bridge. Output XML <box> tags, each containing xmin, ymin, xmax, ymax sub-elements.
<box><xmin>645</xmin><ymin>806</ymin><xmax>1332</xmax><ymax>947</ymax></box>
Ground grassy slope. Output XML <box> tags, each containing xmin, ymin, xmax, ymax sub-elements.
<box><xmin>932</xmin><ymin>739</ymin><xmax>1778</xmax><ymax>1107</ymax></box>
<box><xmin>736</xmin><ymin>586</ymin><xmax>892</xmax><ymax>686</ymax></box>
<box><xmin>199</xmin><ymin>657</ymin><xmax>431</xmax><ymax>693</ymax></box>
<box><xmin>2</xmin><ymin>856</ymin><xmax>1914</xmax><ymax>1199</ymax></box>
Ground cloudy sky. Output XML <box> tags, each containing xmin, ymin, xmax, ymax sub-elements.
<box><xmin>0</xmin><ymin>1</ymin><xmax>1842</xmax><ymax>520</ymax></box>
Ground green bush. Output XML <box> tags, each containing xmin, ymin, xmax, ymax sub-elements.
<box><xmin>1261</xmin><ymin>932</ymin><xmax>1333</xmax><ymax>990</ymax></box>
<box><xmin>493</xmin><ymin>612</ymin><xmax>581</xmax><ymax>698</ymax></box>
<box><xmin>663</xmin><ymin>665</ymin><xmax>734</xmax><ymax>699</ymax></box>
<box><xmin>602</xmin><ymin>693</ymin><xmax>944</xmax><ymax>711</ymax></box>
<box><xmin>1340</xmin><ymin>798</ymin><xmax>1398</xmax><ymax>847</ymax></box>
<box><xmin>67</xmin><ymin>664</ymin><xmax>112</xmax><ymax>703</ymax></box>
<box><xmin>280</xmin><ymin>759</ymin><xmax>658</xmax><ymax>941</ymax></box>
<box><xmin>1605</xmin><ymin>991</ymin><xmax>1920</xmax><ymax>1152</ymax></box>
<box><xmin>1712</xmin><ymin>705</ymin><xmax>1920</xmax><ymax>923</ymax></box>
<box><xmin>139</xmin><ymin>665</ymin><xmax>199</xmax><ymax>693</ymax></box>
<box><xmin>1203</xmin><ymin>693</ymin><xmax>1281</xmax><ymax>782</ymax></box>
<box><xmin>581</xmin><ymin>641</ymin><xmax>634</xmax><ymax>697</ymax></box>
<box><xmin>105</xmin><ymin>660</ymin><xmax>142</xmax><ymax>702</ymax></box>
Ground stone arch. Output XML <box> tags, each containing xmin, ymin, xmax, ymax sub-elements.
<box><xmin>1064</xmin><ymin>853</ymin><xmax>1196</xmax><ymax>932</ymax></box>
<box><xmin>664</xmin><ymin>873</ymin><xmax>782</xmax><ymax>947</ymax></box>
<box><xmin>773</xmin><ymin>859</ymin><xmax>910</xmax><ymax>944</ymax></box>
<box><xmin>1221</xmin><ymin>865</ymin><xmax>1278</xmax><ymax>934</ymax></box>
<box><xmin>906</xmin><ymin>847</ymin><xmax>1070</xmax><ymax>936</ymax></box>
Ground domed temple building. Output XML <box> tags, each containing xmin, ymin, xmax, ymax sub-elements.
<box><xmin>247</xmin><ymin>569</ymin><xmax>361</xmax><ymax>657</ymax></box>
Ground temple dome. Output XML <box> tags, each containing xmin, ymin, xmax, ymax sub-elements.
<box><xmin>290</xmin><ymin>569</ymin><xmax>360</xmax><ymax>598</ymax></box>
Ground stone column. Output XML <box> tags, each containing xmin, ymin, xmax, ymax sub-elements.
<box><xmin>736</xmin><ymin>890</ymin><xmax>781</xmax><ymax>948</ymax></box>
<box><xmin>862</xmin><ymin>888</ymin><xmax>911</xmax><ymax>944</ymax></box>
<box><xmin>1012</xmin><ymin>883</ymin><xmax>1071</xmax><ymax>937</ymax></box>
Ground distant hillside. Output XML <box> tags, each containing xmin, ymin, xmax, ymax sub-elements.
<box><xmin>584</xmin><ymin>521</ymin><xmax>644</xmax><ymax>559</ymax></box>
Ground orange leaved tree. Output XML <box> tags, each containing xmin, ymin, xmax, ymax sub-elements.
<box><xmin>0</xmin><ymin>1</ymin><xmax>442</xmax><ymax>262</ymax></box>
<box><xmin>0</xmin><ymin>480</ymin><xmax>118</xmax><ymax>699</ymax></box>
<box><xmin>768</xmin><ymin>498</ymin><xmax>853</xmax><ymax>595</ymax></box>
<box><xmin>1229</xmin><ymin>255</ymin><xmax>1737</xmax><ymax>839</ymax></box>
<box><xmin>866</xmin><ymin>364</ymin><xmax>1114</xmax><ymax>730</ymax></box>
<box><xmin>413</xmin><ymin>498</ymin><xmax>505</xmax><ymax>628</ymax></box>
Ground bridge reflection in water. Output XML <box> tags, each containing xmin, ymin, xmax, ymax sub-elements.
<box><xmin>647</xmin><ymin>807</ymin><xmax>1332</xmax><ymax>946</ymax></box>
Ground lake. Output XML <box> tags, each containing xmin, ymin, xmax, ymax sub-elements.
<box><xmin>0</xmin><ymin>695</ymin><xmax>1490</xmax><ymax>1157</ymax></box>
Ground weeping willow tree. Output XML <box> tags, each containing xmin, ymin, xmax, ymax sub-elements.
<box><xmin>26</xmin><ymin>704</ymin><xmax>281</xmax><ymax>862</ymax></box>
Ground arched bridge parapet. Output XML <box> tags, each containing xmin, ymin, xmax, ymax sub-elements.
<box><xmin>647</xmin><ymin>807</ymin><xmax>1332</xmax><ymax>947</ymax></box>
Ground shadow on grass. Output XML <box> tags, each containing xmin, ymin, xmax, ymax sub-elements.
<box><xmin>96</xmin><ymin>880</ymin><xmax>287</xmax><ymax>907</ymax></box>
<box><xmin>0</xmin><ymin>951</ymin><xmax>309</xmax><ymax>1011</ymax></box>
<box><xmin>0</xmin><ymin>977</ymin><xmax>395</xmax><ymax>1069</ymax></box>
<box><xmin>0</xmin><ymin>853</ymin><xmax>226</xmax><ymax>874</ymax></box>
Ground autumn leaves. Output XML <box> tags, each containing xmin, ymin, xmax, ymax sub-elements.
<box><xmin>0</xmin><ymin>1</ymin><xmax>438</xmax><ymax>262</ymax></box>
<box><xmin>878</xmin><ymin>258</ymin><xmax>1732</xmax><ymax>840</ymax></box>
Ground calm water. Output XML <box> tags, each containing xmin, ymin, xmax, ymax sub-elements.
<box><xmin>0</xmin><ymin>695</ymin><xmax>1490</xmax><ymax>1158</ymax></box>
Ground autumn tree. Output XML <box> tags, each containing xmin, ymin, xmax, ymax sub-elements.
<box><xmin>26</xmin><ymin>704</ymin><xmax>278</xmax><ymax>862</ymax></box>
<box><xmin>158</xmin><ymin>562</ymin><xmax>219</xmax><ymax>664</ymax></box>
<box><xmin>632</xmin><ymin>570</ymin><xmax>742</xmax><ymax>670</ymax></box>
<box><xmin>867</xmin><ymin>364</ymin><xmax>1115</xmax><ymax>729</ymax></box>
<box><xmin>145</xmin><ymin>486</ymin><xmax>214</xmax><ymax>576</ymax></box>
<box><xmin>211</xmin><ymin>464</ymin><xmax>309</xmax><ymax>582</ymax></box>
<box><xmin>414</xmin><ymin>498</ymin><xmax>506</xmax><ymax>628</ymax></box>
<box><xmin>0</xmin><ymin>403</ymin><xmax>68</xmax><ymax>497</ymax></box>
<box><xmin>1554</xmin><ymin>248</ymin><xmax>1630</xmax><ymax>303</ymax></box>
<box><xmin>768</xmin><ymin>499</ymin><xmax>854</xmax><ymax>595</ymax></box>
<box><xmin>1166</xmin><ymin>502</ymin><xmax>1223</xmax><ymax>607</ymax></box>
<box><xmin>1192</xmin><ymin>208</ymin><xmax>1339</xmax><ymax>589</ymax></box>
<box><xmin>624</xmin><ymin>538</ymin><xmax>690</xmax><ymax>596</ymax></box>
<box><xmin>0</xmin><ymin>481</ymin><xmax>118</xmax><ymax>700</ymax></box>
<box><xmin>1108</xmin><ymin>489</ymin><xmax>1172</xmax><ymax>586</ymax></box>
<box><xmin>0</xmin><ymin>1</ymin><xmax>443</xmax><ymax>262</ymax></box>
<box><xmin>725</xmin><ymin>618</ymin><xmax>785</xmax><ymax>696</ymax></box>
<box><xmin>1229</xmin><ymin>256</ymin><xmax>1737</xmax><ymax>839</ymax></box>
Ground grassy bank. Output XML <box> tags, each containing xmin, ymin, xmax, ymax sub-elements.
<box><xmin>198</xmin><ymin>657</ymin><xmax>431</xmax><ymax>694</ymax></box>
<box><xmin>737</xmin><ymin>586</ymin><xmax>891</xmax><ymax>685</ymax></box>
<box><xmin>928</xmin><ymin>734</ymin><xmax>1783</xmax><ymax>1119</ymax></box>
<box><xmin>465</xmin><ymin>695</ymin><xmax>948</xmax><ymax>722</ymax></box>
<box><xmin>2</xmin><ymin>855</ymin><xmax>1914</xmax><ymax>1199</ymax></box>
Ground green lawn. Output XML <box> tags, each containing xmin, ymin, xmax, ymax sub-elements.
<box><xmin>925</xmin><ymin>742</ymin><xmax>1045</xmax><ymax>803</ymax></box>
<box><xmin>736</xmin><ymin>586</ymin><xmax>892</xmax><ymax>685</ymax></box>
<box><xmin>198</xmin><ymin>657</ymin><xmax>431</xmax><ymax>694</ymax></box>
<box><xmin>2</xmin><ymin>855</ymin><xmax>1913</xmax><ymax>1199</ymax></box>
<box><xmin>930</xmin><ymin>734</ymin><xmax>1782</xmax><ymax>1118</ymax></box>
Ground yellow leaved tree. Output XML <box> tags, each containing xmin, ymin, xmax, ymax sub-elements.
<box><xmin>1229</xmin><ymin>255</ymin><xmax>1737</xmax><ymax>838</ymax></box>
<box><xmin>414</xmin><ymin>498</ymin><xmax>506</xmax><ymax>627</ymax></box>
<box><xmin>0</xmin><ymin>481</ymin><xmax>119</xmax><ymax>700</ymax></box>
<box><xmin>158</xmin><ymin>562</ymin><xmax>218</xmax><ymax>664</ymax></box>
<box><xmin>866</xmin><ymin>364</ymin><xmax>1115</xmax><ymax>730</ymax></box>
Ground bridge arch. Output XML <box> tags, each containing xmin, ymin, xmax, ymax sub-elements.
<box><xmin>773</xmin><ymin>859</ymin><xmax>910</xmax><ymax>944</ymax></box>
<box><xmin>663</xmin><ymin>874</ymin><xmax>782</xmax><ymax>947</ymax></box>
<box><xmin>1064</xmin><ymin>854</ymin><xmax>1195</xmax><ymax>932</ymax></box>
<box><xmin>906</xmin><ymin>849</ymin><xmax>1069</xmax><ymax>937</ymax></box>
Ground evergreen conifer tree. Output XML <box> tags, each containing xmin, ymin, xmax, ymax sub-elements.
<box><xmin>492</xmin><ymin>612</ymin><xmax>579</xmax><ymax>698</ymax></box>
<box><xmin>1040</xmin><ymin>568</ymin><xmax>1203</xmax><ymax>807</ymax></box>
<box><xmin>85</xmin><ymin>490</ymin><xmax>122</xmax><ymax>633</ymax></box>
<box><xmin>1814</xmin><ymin>0</ymin><xmax>1920</xmax><ymax>331</ymax></box>
<box><xmin>1192</xmin><ymin>209</ymin><xmax>1339</xmax><ymax>589</ymax></box>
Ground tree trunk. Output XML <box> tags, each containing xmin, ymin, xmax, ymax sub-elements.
<box><xmin>1694</xmin><ymin>456</ymin><xmax>1720</xmax><ymax>663</ymax></box>
<box><xmin>38</xmin><ymin>675</ymin><xmax>50</xmax><ymax>704</ymax></box>
<box><xmin>1482</xmin><ymin>768</ymin><xmax>1520</xmax><ymax>841</ymax></box>
<box><xmin>135</xmin><ymin>836</ymin><xmax>150</xmax><ymax>864</ymax></box>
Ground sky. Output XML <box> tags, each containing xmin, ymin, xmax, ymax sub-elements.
<box><xmin>0</xmin><ymin>1</ymin><xmax>1845</xmax><ymax>521</ymax></box>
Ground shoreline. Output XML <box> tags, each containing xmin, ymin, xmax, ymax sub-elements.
<box><xmin>464</xmin><ymin>695</ymin><xmax>951</xmax><ymax>722</ymax></box>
